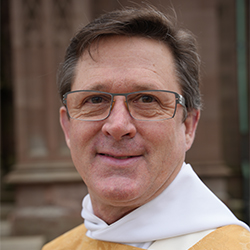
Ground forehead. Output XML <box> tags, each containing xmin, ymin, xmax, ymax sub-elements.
<box><xmin>73</xmin><ymin>36</ymin><xmax>180</xmax><ymax>93</ymax></box>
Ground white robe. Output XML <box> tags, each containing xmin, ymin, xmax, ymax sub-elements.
<box><xmin>81</xmin><ymin>162</ymin><xmax>249</xmax><ymax>249</ymax></box>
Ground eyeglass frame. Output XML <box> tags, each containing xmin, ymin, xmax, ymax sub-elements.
<box><xmin>63</xmin><ymin>89</ymin><xmax>187</xmax><ymax>121</ymax></box>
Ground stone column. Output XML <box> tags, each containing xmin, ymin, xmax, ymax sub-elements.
<box><xmin>7</xmin><ymin>0</ymin><xmax>91</xmax><ymax>241</ymax></box>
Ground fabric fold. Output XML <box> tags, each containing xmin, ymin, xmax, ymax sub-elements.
<box><xmin>81</xmin><ymin>162</ymin><xmax>249</xmax><ymax>246</ymax></box>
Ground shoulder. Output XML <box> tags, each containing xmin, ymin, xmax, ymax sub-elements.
<box><xmin>191</xmin><ymin>225</ymin><xmax>250</xmax><ymax>249</ymax></box>
<box><xmin>42</xmin><ymin>224</ymin><xmax>87</xmax><ymax>250</ymax></box>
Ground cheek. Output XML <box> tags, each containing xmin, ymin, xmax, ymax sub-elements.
<box><xmin>135</xmin><ymin>122</ymin><xmax>186</xmax><ymax>195</ymax></box>
<box><xmin>68</xmin><ymin>122</ymin><xmax>101</xmax><ymax>172</ymax></box>
<box><xmin>70</xmin><ymin>121</ymin><xmax>100</xmax><ymax>147</ymax></box>
<box><xmin>143</xmin><ymin>121</ymin><xmax>186</xmax><ymax>167</ymax></box>
<box><xmin>143</xmin><ymin>121</ymin><xmax>180</xmax><ymax>149</ymax></box>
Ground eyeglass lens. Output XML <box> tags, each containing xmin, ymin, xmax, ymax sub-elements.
<box><xmin>65</xmin><ymin>91</ymin><xmax>178</xmax><ymax>121</ymax></box>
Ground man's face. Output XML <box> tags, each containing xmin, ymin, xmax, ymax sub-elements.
<box><xmin>60</xmin><ymin>36</ymin><xmax>199</xmax><ymax>213</ymax></box>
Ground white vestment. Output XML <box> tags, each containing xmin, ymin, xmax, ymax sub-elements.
<box><xmin>81</xmin><ymin>162</ymin><xmax>249</xmax><ymax>249</ymax></box>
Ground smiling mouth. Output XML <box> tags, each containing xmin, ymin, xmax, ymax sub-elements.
<box><xmin>99</xmin><ymin>153</ymin><xmax>135</xmax><ymax>160</ymax></box>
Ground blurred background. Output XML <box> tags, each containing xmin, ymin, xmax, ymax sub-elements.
<box><xmin>1</xmin><ymin>0</ymin><xmax>249</xmax><ymax>249</ymax></box>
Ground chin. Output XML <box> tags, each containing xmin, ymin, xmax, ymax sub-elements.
<box><xmin>96</xmin><ymin>178</ymin><xmax>146</xmax><ymax>204</ymax></box>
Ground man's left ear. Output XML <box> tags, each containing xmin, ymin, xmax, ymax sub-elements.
<box><xmin>184</xmin><ymin>109</ymin><xmax>200</xmax><ymax>151</ymax></box>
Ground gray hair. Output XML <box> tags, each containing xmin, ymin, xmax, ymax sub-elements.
<box><xmin>58</xmin><ymin>6</ymin><xmax>202</xmax><ymax>112</ymax></box>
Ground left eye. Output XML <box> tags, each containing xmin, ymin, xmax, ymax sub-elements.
<box><xmin>139</xmin><ymin>95</ymin><xmax>155</xmax><ymax>103</ymax></box>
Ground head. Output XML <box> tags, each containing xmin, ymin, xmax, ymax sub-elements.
<box><xmin>59</xmin><ymin>6</ymin><xmax>201</xmax><ymax>223</ymax></box>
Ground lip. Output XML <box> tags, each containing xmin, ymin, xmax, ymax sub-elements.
<box><xmin>96</xmin><ymin>153</ymin><xmax>143</xmax><ymax>165</ymax></box>
<box><xmin>99</xmin><ymin>153</ymin><xmax>137</xmax><ymax>160</ymax></box>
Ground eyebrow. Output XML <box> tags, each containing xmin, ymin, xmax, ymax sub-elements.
<box><xmin>87</xmin><ymin>84</ymin><xmax>109</xmax><ymax>92</ymax></box>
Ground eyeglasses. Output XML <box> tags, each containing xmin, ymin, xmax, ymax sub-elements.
<box><xmin>63</xmin><ymin>90</ymin><xmax>186</xmax><ymax>121</ymax></box>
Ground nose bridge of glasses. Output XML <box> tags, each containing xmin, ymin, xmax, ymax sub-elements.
<box><xmin>110</xmin><ymin>94</ymin><xmax>128</xmax><ymax>112</ymax></box>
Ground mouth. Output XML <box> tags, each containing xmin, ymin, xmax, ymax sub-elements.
<box><xmin>99</xmin><ymin>153</ymin><xmax>135</xmax><ymax>160</ymax></box>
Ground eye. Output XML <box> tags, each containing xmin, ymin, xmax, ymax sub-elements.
<box><xmin>128</xmin><ymin>93</ymin><xmax>159</xmax><ymax>104</ymax></box>
<box><xmin>90</xmin><ymin>96</ymin><xmax>103</xmax><ymax>103</ymax></box>
<box><xmin>140</xmin><ymin>95</ymin><xmax>155</xmax><ymax>103</ymax></box>
<box><xmin>84</xmin><ymin>94</ymin><xmax>110</xmax><ymax>105</ymax></box>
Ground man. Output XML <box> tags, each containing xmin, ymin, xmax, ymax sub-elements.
<box><xmin>43</xmin><ymin>6</ymin><xmax>250</xmax><ymax>250</ymax></box>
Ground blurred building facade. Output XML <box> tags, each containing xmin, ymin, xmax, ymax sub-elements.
<box><xmin>1</xmin><ymin>0</ymin><xmax>249</xmax><ymax>243</ymax></box>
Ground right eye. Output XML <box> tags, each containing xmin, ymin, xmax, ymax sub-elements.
<box><xmin>82</xmin><ymin>94</ymin><xmax>111</xmax><ymax>105</ymax></box>
<box><xmin>88</xmin><ymin>95</ymin><xmax>104</xmax><ymax>104</ymax></box>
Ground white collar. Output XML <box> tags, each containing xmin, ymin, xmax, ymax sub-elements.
<box><xmin>81</xmin><ymin>162</ymin><xmax>249</xmax><ymax>247</ymax></box>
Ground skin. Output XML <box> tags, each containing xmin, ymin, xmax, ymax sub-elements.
<box><xmin>60</xmin><ymin>36</ymin><xmax>200</xmax><ymax>224</ymax></box>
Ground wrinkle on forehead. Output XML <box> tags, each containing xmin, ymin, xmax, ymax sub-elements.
<box><xmin>80</xmin><ymin>35</ymin><xmax>173</xmax><ymax>68</ymax></box>
<box><xmin>74</xmin><ymin>35</ymin><xmax>179</xmax><ymax>93</ymax></box>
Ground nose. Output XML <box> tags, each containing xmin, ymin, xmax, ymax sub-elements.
<box><xmin>101</xmin><ymin>97</ymin><xmax>136</xmax><ymax>141</ymax></box>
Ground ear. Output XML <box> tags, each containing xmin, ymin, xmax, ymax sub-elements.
<box><xmin>184</xmin><ymin>109</ymin><xmax>200</xmax><ymax>151</ymax></box>
<box><xmin>60</xmin><ymin>106</ymin><xmax>71</xmax><ymax>149</ymax></box>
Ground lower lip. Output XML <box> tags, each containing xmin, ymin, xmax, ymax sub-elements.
<box><xmin>97</xmin><ymin>154</ymin><xmax>142</xmax><ymax>166</ymax></box>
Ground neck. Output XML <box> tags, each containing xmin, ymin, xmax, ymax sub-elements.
<box><xmin>90</xmin><ymin>197</ymin><xmax>138</xmax><ymax>225</ymax></box>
